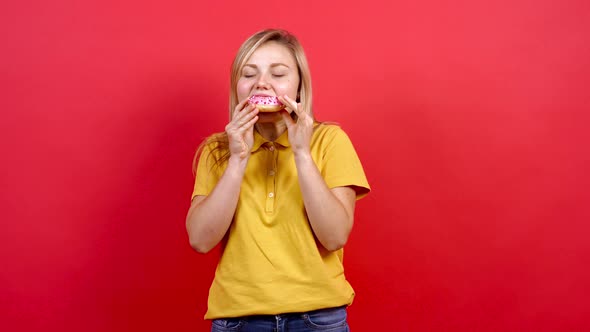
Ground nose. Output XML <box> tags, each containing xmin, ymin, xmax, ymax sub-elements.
<box><xmin>255</xmin><ymin>73</ymin><xmax>271</xmax><ymax>89</ymax></box>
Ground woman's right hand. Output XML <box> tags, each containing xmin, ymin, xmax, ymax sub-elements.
<box><xmin>225</xmin><ymin>99</ymin><xmax>259</xmax><ymax>159</ymax></box>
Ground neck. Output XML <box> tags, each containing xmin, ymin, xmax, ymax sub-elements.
<box><xmin>255</xmin><ymin>121</ymin><xmax>287</xmax><ymax>141</ymax></box>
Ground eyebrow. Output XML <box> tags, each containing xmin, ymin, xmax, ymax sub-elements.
<box><xmin>243</xmin><ymin>63</ymin><xmax>290</xmax><ymax>69</ymax></box>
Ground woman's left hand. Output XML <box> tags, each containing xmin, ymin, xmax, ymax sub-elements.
<box><xmin>279</xmin><ymin>95</ymin><xmax>314</xmax><ymax>155</ymax></box>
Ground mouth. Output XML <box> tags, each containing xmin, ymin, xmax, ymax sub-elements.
<box><xmin>248</xmin><ymin>94</ymin><xmax>285</xmax><ymax>112</ymax></box>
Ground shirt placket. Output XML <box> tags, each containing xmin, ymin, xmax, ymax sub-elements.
<box><xmin>265</xmin><ymin>143</ymin><xmax>277</xmax><ymax>213</ymax></box>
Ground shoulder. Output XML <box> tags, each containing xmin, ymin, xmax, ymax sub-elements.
<box><xmin>194</xmin><ymin>132</ymin><xmax>229</xmax><ymax>172</ymax></box>
<box><xmin>201</xmin><ymin>132</ymin><xmax>228</xmax><ymax>154</ymax></box>
<box><xmin>313</xmin><ymin>122</ymin><xmax>348</xmax><ymax>139</ymax></box>
<box><xmin>312</xmin><ymin>122</ymin><xmax>355</xmax><ymax>147</ymax></box>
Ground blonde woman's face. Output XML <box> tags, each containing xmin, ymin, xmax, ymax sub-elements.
<box><xmin>237</xmin><ymin>41</ymin><xmax>300</xmax><ymax>107</ymax></box>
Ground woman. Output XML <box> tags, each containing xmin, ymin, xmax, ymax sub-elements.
<box><xmin>186</xmin><ymin>28</ymin><xmax>370</xmax><ymax>332</ymax></box>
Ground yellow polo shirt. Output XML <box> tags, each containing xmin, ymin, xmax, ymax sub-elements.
<box><xmin>192</xmin><ymin>124</ymin><xmax>370</xmax><ymax>319</ymax></box>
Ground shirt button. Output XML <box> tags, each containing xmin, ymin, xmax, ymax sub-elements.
<box><xmin>268</xmin><ymin>192</ymin><xmax>274</xmax><ymax>198</ymax></box>
<box><xmin>269</xmin><ymin>170</ymin><xmax>275</xmax><ymax>176</ymax></box>
<box><xmin>269</xmin><ymin>145</ymin><xmax>275</xmax><ymax>151</ymax></box>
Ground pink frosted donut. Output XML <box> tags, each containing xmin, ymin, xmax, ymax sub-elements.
<box><xmin>248</xmin><ymin>95</ymin><xmax>285</xmax><ymax>112</ymax></box>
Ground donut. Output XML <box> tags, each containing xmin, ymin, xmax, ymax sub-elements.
<box><xmin>248</xmin><ymin>95</ymin><xmax>285</xmax><ymax>112</ymax></box>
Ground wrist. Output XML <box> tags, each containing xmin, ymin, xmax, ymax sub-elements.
<box><xmin>227</xmin><ymin>155</ymin><xmax>249</xmax><ymax>175</ymax></box>
<box><xmin>293</xmin><ymin>149</ymin><xmax>313</xmax><ymax>164</ymax></box>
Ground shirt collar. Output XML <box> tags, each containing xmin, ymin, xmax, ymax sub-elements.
<box><xmin>251</xmin><ymin>129</ymin><xmax>291</xmax><ymax>152</ymax></box>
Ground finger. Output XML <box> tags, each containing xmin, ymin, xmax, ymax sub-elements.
<box><xmin>278</xmin><ymin>95</ymin><xmax>297</xmax><ymax>111</ymax></box>
<box><xmin>280</xmin><ymin>110</ymin><xmax>295</xmax><ymax>128</ymax></box>
<box><xmin>233</xmin><ymin>99</ymin><xmax>254</xmax><ymax>118</ymax></box>
<box><xmin>237</xmin><ymin>97</ymin><xmax>251</xmax><ymax>110</ymax></box>
<box><xmin>280</xmin><ymin>95</ymin><xmax>304</xmax><ymax>118</ymax></box>
<box><xmin>235</xmin><ymin>106</ymin><xmax>258</xmax><ymax>126</ymax></box>
<box><xmin>241</xmin><ymin>114</ymin><xmax>259</xmax><ymax>130</ymax></box>
<box><xmin>227</xmin><ymin>106</ymin><xmax>257</xmax><ymax>134</ymax></box>
<box><xmin>233</xmin><ymin>103</ymin><xmax>257</xmax><ymax>121</ymax></box>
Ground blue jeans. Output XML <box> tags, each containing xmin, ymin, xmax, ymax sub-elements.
<box><xmin>210</xmin><ymin>306</ymin><xmax>349</xmax><ymax>332</ymax></box>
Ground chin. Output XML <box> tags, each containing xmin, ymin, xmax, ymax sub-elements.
<box><xmin>256</xmin><ymin>112</ymin><xmax>284</xmax><ymax>123</ymax></box>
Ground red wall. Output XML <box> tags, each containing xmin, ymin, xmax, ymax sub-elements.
<box><xmin>2</xmin><ymin>0</ymin><xmax>589</xmax><ymax>331</ymax></box>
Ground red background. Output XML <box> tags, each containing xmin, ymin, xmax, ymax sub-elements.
<box><xmin>2</xmin><ymin>0</ymin><xmax>589</xmax><ymax>331</ymax></box>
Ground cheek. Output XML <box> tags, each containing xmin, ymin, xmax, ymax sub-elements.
<box><xmin>277</xmin><ymin>80</ymin><xmax>299</xmax><ymax>97</ymax></box>
<box><xmin>236</xmin><ymin>80</ymin><xmax>251</xmax><ymax>99</ymax></box>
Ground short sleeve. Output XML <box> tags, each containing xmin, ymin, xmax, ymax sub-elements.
<box><xmin>191</xmin><ymin>143</ymin><xmax>223</xmax><ymax>200</ymax></box>
<box><xmin>314</xmin><ymin>125</ymin><xmax>371</xmax><ymax>199</ymax></box>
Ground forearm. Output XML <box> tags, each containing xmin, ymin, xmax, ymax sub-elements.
<box><xmin>294</xmin><ymin>152</ymin><xmax>354</xmax><ymax>251</ymax></box>
<box><xmin>186</xmin><ymin>156</ymin><xmax>247</xmax><ymax>253</ymax></box>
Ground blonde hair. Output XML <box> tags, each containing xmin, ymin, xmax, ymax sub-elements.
<box><xmin>193</xmin><ymin>29</ymin><xmax>314</xmax><ymax>173</ymax></box>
